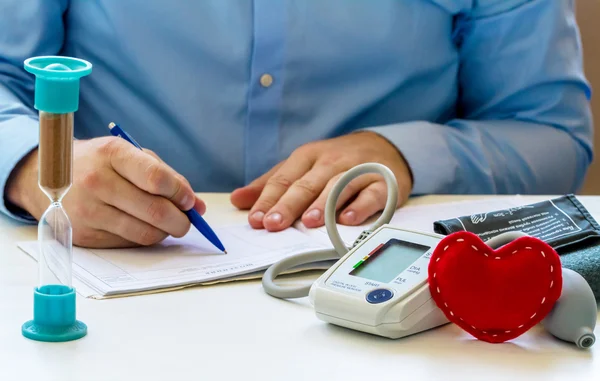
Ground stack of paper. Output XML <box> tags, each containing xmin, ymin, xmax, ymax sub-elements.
<box><xmin>18</xmin><ymin>224</ymin><xmax>334</xmax><ymax>299</ymax></box>
<box><xmin>17</xmin><ymin>196</ymin><xmax>529</xmax><ymax>299</ymax></box>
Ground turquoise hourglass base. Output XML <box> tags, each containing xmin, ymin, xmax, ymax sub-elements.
<box><xmin>22</xmin><ymin>285</ymin><xmax>87</xmax><ymax>342</ymax></box>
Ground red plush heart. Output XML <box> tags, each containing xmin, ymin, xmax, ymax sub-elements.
<box><xmin>428</xmin><ymin>231</ymin><xmax>562</xmax><ymax>343</ymax></box>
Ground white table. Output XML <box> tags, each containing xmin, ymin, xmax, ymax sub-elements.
<box><xmin>1</xmin><ymin>194</ymin><xmax>599</xmax><ymax>381</ymax></box>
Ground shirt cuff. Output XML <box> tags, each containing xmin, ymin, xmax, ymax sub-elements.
<box><xmin>0</xmin><ymin>115</ymin><xmax>39</xmax><ymax>223</ymax></box>
<box><xmin>364</xmin><ymin>121</ymin><xmax>459</xmax><ymax>195</ymax></box>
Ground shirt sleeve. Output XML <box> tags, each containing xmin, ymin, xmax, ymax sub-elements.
<box><xmin>366</xmin><ymin>0</ymin><xmax>593</xmax><ymax>196</ymax></box>
<box><xmin>0</xmin><ymin>0</ymin><xmax>69</xmax><ymax>222</ymax></box>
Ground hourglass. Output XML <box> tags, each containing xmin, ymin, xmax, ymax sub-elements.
<box><xmin>21</xmin><ymin>56</ymin><xmax>92</xmax><ymax>342</ymax></box>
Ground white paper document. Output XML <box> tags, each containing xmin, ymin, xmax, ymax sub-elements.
<box><xmin>18</xmin><ymin>224</ymin><xmax>333</xmax><ymax>299</ymax></box>
<box><xmin>17</xmin><ymin>196</ymin><xmax>529</xmax><ymax>299</ymax></box>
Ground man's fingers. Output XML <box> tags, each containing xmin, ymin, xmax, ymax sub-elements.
<box><xmin>193</xmin><ymin>196</ymin><xmax>206</xmax><ymax>215</ymax></box>
<box><xmin>248</xmin><ymin>157</ymin><xmax>314</xmax><ymax>229</ymax></box>
<box><xmin>91</xmin><ymin>203</ymin><xmax>169</xmax><ymax>246</ymax></box>
<box><xmin>73</xmin><ymin>227</ymin><xmax>138</xmax><ymax>249</ymax></box>
<box><xmin>338</xmin><ymin>181</ymin><xmax>388</xmax><ymax>226</ymax></box>
<box><xmin>143</xmin><ymin>148</ymin><xmax>162</xmax><ymax>162</ymax></box>
<box><xmin>301</xmin><ymin>173</ymin><xmax>381</xmax><ymax>228</ymax></box>
<box><xmin>261</xmin><ymin>165</ymin><xmax>338</xmax><ymax>231</ymax></box>
<box><xmin>230</xmin><ymin>160</ymin><xmax>286</xmax><ymax>210</ymax></box>
<box><xmin>248</xmin><ymin>160</ymin><xmax>286</xmax><ymax>189</ymax></box>
<box><xmin>103</xmin><ymin>138</ymin><xmax>195</xmax><ymax>211</ymax></box>
<box><xmin>143</xmin><ymin>148</ymin><xmax>196</xmax><ymax>196</ymax></box>
<box><xmin>84</xmin><ymin>168</ymin><xmax>191</xmax><ymax>238</ymax></box>
<box><xmin>141</xmin><ymin>147</ymin><xmax>198</xmax><ymax>208</ymax></box>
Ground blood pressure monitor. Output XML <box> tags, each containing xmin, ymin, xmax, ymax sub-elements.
<box><xmin>309</xmin><ymin>225</ymin><xmax>449</xmax><ymax>339</ymax></box>
<box><xmin>266</xmin><ymin>163</ymin><xmax>597</xmax><ymax>349</ymax></box>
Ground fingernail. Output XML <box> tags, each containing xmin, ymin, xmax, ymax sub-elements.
<box><xmin>266</xmin><ymin>212</ymin><xmax>282</xmax><ymax>224</ymax></box>
<box><xmin>251</xmin><ymin>211</ymin><xmax>265</xmax><ymax>221</ymax></box>
<box><xmin>181</xmin><ymin>194</ymin><xmax>191</xmax><ymax>209</ymax></box>
<box><xmin>342</xmin><ymin>210</ymin><xmax>356</xmax><ymax>223</ymax></box>
<box><xmin>305</xmin><ymin>209</ymin><xmax>321</xmax><ymax>221</ymax></box>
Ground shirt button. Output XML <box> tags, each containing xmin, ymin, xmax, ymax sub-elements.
<box><xmin>260</xmin><ymin>74</ymin><xmax>273</xmax><ymax>88</ymax></box>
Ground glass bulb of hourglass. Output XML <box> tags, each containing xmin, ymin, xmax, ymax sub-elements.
<box><xmin>36</xmin><ymin>111</ymin><xmax>74</xmax><ymax>292</ymax></box>
<box><xmin>38</xmin><ymin>202</ymin><xmax>73</xmax><ymax>290</ymax></box>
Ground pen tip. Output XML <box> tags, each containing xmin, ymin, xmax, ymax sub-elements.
<box><xmin>108</xmin><ymin>122</ymin><xmax>116</xmax><ymax>129</ymax></box>
<box><xmin>223</xmin><ymin>250</ymin><xmax>227</xmax><ymax>254</ymax></box>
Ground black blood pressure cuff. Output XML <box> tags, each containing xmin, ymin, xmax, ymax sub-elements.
<box><xmin>433</xmin><ymin>195</ymin><xmax>600</xmax><ymax>249</ymax></box>
<box><xmin>433</xmin><ymin>194</ymin><xmax>600</xmax><ymax>298</ymax></box>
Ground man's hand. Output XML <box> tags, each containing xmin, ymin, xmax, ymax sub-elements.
<box><xmin>230</xmin><ymin>131</ymin><xmax>413</xmax><ymax>231</ymax></box>
<box><xmin>6</xmin><ymin>137</ymin><xmax>205</xmax><ymax>248</ymax></box>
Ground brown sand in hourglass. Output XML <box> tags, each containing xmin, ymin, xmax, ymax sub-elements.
<box><xmin>39</xmin><ymin>112</ymin><xmax>73</xmax><ymax>202</ymax></box>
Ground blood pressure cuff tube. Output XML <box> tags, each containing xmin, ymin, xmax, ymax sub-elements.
<box><xmin>433</xmin><ymin>194</ymin><xmax>600</xmax><ymax>299</ymax></box>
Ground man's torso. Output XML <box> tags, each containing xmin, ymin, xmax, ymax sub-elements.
<box><xmin>64</xmin><ymin>0</ymin><xmax>464</xmax><ymax>190</ymax></box>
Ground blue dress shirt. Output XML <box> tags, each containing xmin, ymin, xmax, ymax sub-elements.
<box><xmin>0</xmin><ymin>0</ymin><xmax>593</xmax><ymax>222</ymax></box>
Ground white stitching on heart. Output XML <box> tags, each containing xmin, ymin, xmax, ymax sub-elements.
<box><xmin>431</xmin><ymin>237</ymin><xmax>559</xmax><ymax>339</ymax></box>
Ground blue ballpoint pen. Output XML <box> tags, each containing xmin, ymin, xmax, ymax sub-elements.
<box><xmin>108</xmin><ymin>122</ymin><xmax>227</xmax><ymax>253</ymax></box>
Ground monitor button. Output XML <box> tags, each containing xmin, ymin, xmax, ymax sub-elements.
<box><xmin>366</xmin><ymin>288</ymin><xmax>394</xmax><ymax>304</ymax></box>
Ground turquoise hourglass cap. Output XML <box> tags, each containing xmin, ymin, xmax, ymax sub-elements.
<box><xmin>22</xmin><ymin>285</ymin><xmax>87</xmax><ymax>342</ymax></box>
<box><xmin>24</xmin><ymin>56</ymin><xmax>92</xmax><ymax>114</ymax></box>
